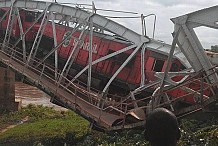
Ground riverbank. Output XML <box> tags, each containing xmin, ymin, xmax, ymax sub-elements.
<box><xmin>0</xmin><ymin>82</ymin><xmax>217</xmax><ymax>145</ymax></box>
<box><xmin>0</xmin><ymin>104</ymin><xmax>217</xmax><ymax>146</ymax></box>
<box><xmin>0</xmin><ymin>105</ymin><xmax>90</xmax><ymax>146</ymax></box>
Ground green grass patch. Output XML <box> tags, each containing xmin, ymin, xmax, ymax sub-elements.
<box><xmin>0</xmin><ymin>104</ymin><xmax>71</xmax><ymax>123</ymax></box>
<box><xmin>0</xmin><ymin>104</ymin><xmax>90</xmax><ymax>145</ymax></box>
<box><xmin>0</xmin><ymin>118</ymin><xmax>89</xmax><ymax>144</ymax></box>
<box><xmin>0</xmin><ymin>104</ymin><xmax>217</xmax><ymax>145</ymax></box>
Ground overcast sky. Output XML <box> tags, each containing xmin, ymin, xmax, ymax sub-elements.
<box><xmin>42</xmin><ymin>0</ymin><xmax>218</xmax><ymax>49</ymax></box>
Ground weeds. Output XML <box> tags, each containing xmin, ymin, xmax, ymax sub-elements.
<box><xmin>0</xmin><ymin>105</ymin><xmax>217</xmax><ymax>146</ymax></box>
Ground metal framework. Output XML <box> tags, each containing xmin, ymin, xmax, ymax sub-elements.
<box><xmin>0</xmin><ymin>0</ymin><xmax>217</xmax><ymax>130</ymax></box>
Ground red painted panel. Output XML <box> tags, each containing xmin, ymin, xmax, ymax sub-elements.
<box><xmin>0</xmin><ymin>7</ymin><xmax>213</xmax><ymax>105</ymax></box>
<box><xmin>146</xmin><ymin>57</ymin><xmax>154</xmax><ymax>72</ymax></box>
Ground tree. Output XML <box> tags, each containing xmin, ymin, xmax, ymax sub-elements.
<box><xmin>211</xmin><ymin>45</ymin><xmax>218</xmax><ymax>53</ymax></box>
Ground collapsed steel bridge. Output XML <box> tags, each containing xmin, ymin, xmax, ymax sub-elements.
<box><xmin>0</xmin><ymin>0</ymin><xmax>217</xmax><ymax>130</ymax></box>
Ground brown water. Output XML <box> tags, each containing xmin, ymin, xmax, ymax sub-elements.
<box><xmin>15</xmin><ymin>82</ymin><xmax>67</xmax><ymax>110</ymax></box>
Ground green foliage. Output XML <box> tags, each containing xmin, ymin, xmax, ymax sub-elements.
<box><xmin>0</xmin><ymin>105</ymin><xmax>218</xmax><ymax>146</ymax></box>
<box><xmin>211</xmin><ymin>45</ymin><xmax>218</xmax><ymax>52</ymax></box>
<box><xmin>0</xmin><ymin>104</ymin><xmax>90</xmax><ymax>145</ymax></box>
<box><xmin>91</xmin><ymin>112</ymin><xmax>218</xmax><ymax>146</ymax></box>
<box><xmin>0</xmin><ymin>118</ymin><xmax>89</xmax><ymax>142</ymax></box>
<box><xmin>0</xmin><ymin>104</ymin><xmax>71</xmax><ymax>123</ymax></box>
<box><xmin>178</xmin><ymin>115</ymin><xmax>218</xmax><ymax>146</ymax></box>
<box><xmin>81</xmin><ymin>129</ymin><xmax>150</xmax><ymax>146</ymax></box>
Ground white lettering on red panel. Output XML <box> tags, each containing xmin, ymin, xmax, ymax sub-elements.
<box><xmin>73</xmin><ymin>39</ymin><xmax>97</xmax><ymax>54</ymax></box>
<box><xmin>62</xmin><ymin>31</ymin><xmax>71</xmax><ymax>47</ymax></box>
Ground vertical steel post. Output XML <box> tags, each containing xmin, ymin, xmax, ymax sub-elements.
<box><xmin>152</xmin><ymin>14</ymin><xmax>156</xmax><ymax>39</ymax></box>
<box><xmin>141</xmin><ymin>14</ymin><xmax>145</xmax><ymax>36</ymax></box>
<box><xmin>51</xmin><ymin>12</ymin><xmax>58</xmax><ymax>80</ymax></box>
<box><xmin>141</xmin><ymin>14</ymin><xmax>156</xmax><ymax>38</ymax></box>
<box><xmin>140</xmin><ymin>44</ymin><xmax>146</xmax><ymax>86</ymax></box>
<box><xmin>87</xmin><ymin>2</ymin><xmax>95</xmax><ymax>92</ymax></box>
<box><xmin>2</xmin><ymin>1</ymin><xmax>15</xmax><ymax>50</ymax></box>
<box><xmin>15</xmin><ymin>7</ymin><xmax>26</xmax><ymax>62</ymax></box>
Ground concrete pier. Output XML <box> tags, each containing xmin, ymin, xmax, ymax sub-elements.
<box><xmin>0</xmin><ymin>67</ymin><xmax>20</xmax><ymax>111</ymax></box>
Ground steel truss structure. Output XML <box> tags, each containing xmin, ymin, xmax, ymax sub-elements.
<box><xmin>0</xmin><ymin>0</ymin><xmax>217</xmax><ymax>130</ymax></box>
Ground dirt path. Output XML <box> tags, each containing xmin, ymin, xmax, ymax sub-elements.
<box><xmin>0</xmin><ymin>125</ymin><xmax>17</xmax><ymax>133</ymax></box>
<box><xmin>0</xmin><ymin>116</ymin><xmax>29</xmax><ymax>134</ymax></box>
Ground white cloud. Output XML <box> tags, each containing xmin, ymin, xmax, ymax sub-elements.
<box><xmin>38</xmin><ymin>0</ymin><xmax>218</xmax><ymax>48</ymax></box>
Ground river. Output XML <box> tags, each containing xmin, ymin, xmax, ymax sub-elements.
<box><xmin>15</xmin><ymin>82</ymin><xmax>67</xmax><ymax>110</ymax></box>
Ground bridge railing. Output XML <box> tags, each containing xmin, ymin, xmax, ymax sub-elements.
<box><xmin>0</xmin><ymin>42</ymin><xmax>129</xmax><ymax>116</ymax></box>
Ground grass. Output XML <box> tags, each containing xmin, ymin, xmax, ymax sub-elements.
<box><xmin>178</xmin><ymin>118</ymin><xmax>218</xmax><ymax>146</ymax></box>
<box><xmin>0</xmin><ymin>119</ymin><xmax>89</xmax><ymax>144</ymax></box>
<box><xmin>0</xmin><ymin>104</ymin><xmax>90</xmax><ymax>145</ymax></box>
<box><xmin>0</xmin><ymin>104</ymin><xmax>68</xmax><ymax>122</ymax></box>
<box><xmin>0</xmin><ymin>104</ymin><xmax>217</xmax><ymax>146</ymax></box>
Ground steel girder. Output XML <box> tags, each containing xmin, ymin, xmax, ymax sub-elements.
<box><xmin>0</xmin><ymin>0</ymin><xmax>190</xmax><ymax>68</ymax></box>
<box><xmin>1</xmin><ymin>0</ymin><xmax>213</xmax><ymax>130</ymax></box>
<box><xmin>171</xmin><ymin>6</ymin><xmax>218</xmax><ymax>85</ymax></box>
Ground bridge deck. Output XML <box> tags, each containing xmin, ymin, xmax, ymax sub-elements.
<box><xmin>0</xmin><ymin>51</ymin><xmax>123</xmax><ymax>129</ymax></box>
